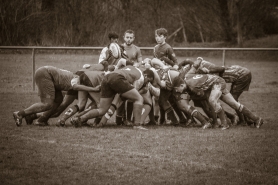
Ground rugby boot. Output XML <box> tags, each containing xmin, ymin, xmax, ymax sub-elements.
<box><xmin>13</xmin><ymin>111</ymin><xmax>22</xmax><ymax>127</ymax></box>
<box><xmin>70</xmin><ymin>117</ymin><xmax>82</xmax><ymax>128</ymax></box>
<box><xmin>255</xmin><ymin>117</ymin><xmax>264</xmax><ymax>128</ymax></box>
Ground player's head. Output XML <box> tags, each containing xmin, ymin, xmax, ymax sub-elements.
<box><xmin>172</xmin><ymin>76</ymin><xmax>186</xmax><ymax>93</ymax></box>
<box><xmin>108</xmin><ymin>32</ymin><xmax>119</xmax><ymax>43</ymax></box>
<box><xmin>155</xmin><ymin>28</ymin><xmax>167</xmax><ymax>44</ymax></box>
<box><xmin>123</xmin><ymin>30</ymin><xmax>135</xmax><ymax>46</ymax></box>
<box><xmin>143</xmin><ymin>68</ymin><xmax>155</xmax><ymax>84</ymax></box>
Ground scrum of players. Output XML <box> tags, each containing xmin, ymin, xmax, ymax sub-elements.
<box><xmin>12</xmin><ymin>28</ymin><xmax>264</xmax><ymax>130</ymax></box>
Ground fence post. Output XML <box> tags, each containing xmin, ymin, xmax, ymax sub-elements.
<box><xmin>32</xmin><ymin>48</ymin><xmax>35</xmax><ymax>91</ymax></box>
<box><xmin>222</xmin><ymin>49</ymin><xmax>226</xmax><ymax>66</ymax></box>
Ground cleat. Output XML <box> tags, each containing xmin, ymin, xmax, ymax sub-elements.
<box><xmin>34</xmin><ymin>120</ymin><xmax>49</xmax><ymax>126</ymax></box>
<box><xmin>13</xmin><ymin>111</ymin><xmax>22</xmax><ymax>127</ymax></box>
<box><xmin>221</xmin><ymin>124</ymin><xmax>230</xmax><ymax>130</ymax></box>
<box><xmin>202</xmin><ymin>122</ymin><xmax>212</xmax><ymax>129</ymax></box>
<box><xmin>255</xmin><ymin>118</ymin><xmax>264</xmax><ymax>128</ymax></box>
<box><xmin>70</xmin><ymin>117</ymin><xmax>82</xmax><ymax>128</ymax></box>
<box><xmin>56</xmin><ymin>119</ymin><xmax>65</xmax><ymax>127</ymax></box>
<box><xmin>133</xmin><ymin>125</ymin><xmax>148</xmax><ymax>130</ymax></box>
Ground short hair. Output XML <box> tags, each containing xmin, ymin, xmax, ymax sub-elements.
<box><xmin>155</xmin><ymin>28</ymin><xmax>168</xmax><ymax>37</ymax></box>
<box><xmin>143</xmin><ymin>68</ymin><xmax>154</xmax><ymax>79</ymax></box>
<box><xmin>124</xmin><ymin>29</ymin><xmax>135</xmax><ymax>37</ymax></box>
<box><xmin>172</xmin><ymin>76</ymin><xmax>185</xmax><ymax>88</ymax></box>
<box><xmin>108</xmin><ymin>32</ymin><xmax>119</xmax><ymax>40</ymax></box>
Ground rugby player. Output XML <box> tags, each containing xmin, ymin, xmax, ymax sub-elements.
<box><xmin>193</xmin><ymin>57</ymin><xmax>253</xmax><ymax>125</ymax></box>
<box><xmin>70</xmin><ymin>66</ymin><xmax>155</xmax><ymax>130</ymax></box>
<box><xmin>56</xmin><ymin>70</ymin><xmax>105</xmax><ymax>126</ymax></box>
<box><xmin>12</xmin><ymin>66</ymin><xmax>100</xmax><ymax>126</ymax></box>
<box><xmin>172</xmin><ymin>72</ymin><xmax>264</xmax><ymax>130</ymax></box>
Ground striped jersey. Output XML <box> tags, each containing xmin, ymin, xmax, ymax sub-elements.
<box><xmin>185</xmin><ymin>74</ymin><xmax>219</xmax><ymax>93</ymax></box>
<box><xmin>222</xmin><ymin>65</ymin><xmax>250</xmax><ymax>83</ymax></box>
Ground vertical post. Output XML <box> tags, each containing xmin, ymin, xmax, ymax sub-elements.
<box><xmin>32</xmin><ymin>48</ymin><xmax>35</xmax><ymax>91</ymax></box>
<box><xmin>222</xmin><ymin>49</ymin><xmax>226</xmax><ymax>66</ymax></box>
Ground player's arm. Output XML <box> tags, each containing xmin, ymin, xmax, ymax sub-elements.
<box><xmin>178</xmin><ymin>59</ymin><xmax>194</xmax><ymax>69</ymax></box>
<box><xmin>135</xmin><ymin>47</ymin><xmax>143</xmax><ymax>64</ymax></box>
<box><xmin>164</xmin><ymin>47</ymin><xmax>178</xmax><ymax>68</ymax></box>
<box><xmin>199</xmin><ymin>64</ymin><xmax>225</xmax><ymax>74</ymax></box>
<box><xmin>185</xmin><ymin>66</ymin><xmax>198</xmax><ymax>78</ymax></box>
<box><xmin>71</xmin><ymin>76</ymin><xmax>101</xmax><ymax>92</ymax></box>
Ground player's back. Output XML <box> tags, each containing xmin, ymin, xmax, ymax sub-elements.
<box><xmin>186</xmin><ymin>74</ymin><xmax>219</xmax><ymax>91</ymax></box>
<box><xmin>113</xmin><ymin>66</ymin><xmax>142</xmax><ymax>84</ymax></box>
<box><xmin>44</xmin><ymin>66</ymin><xmax>74</xmax><ymax>91</ymax></box>
<box><xmin>84</xmin><ymin>71</ymin><xmax>105</xmax><ymax>87</ymax></box>
<box><xmin>222</xmin><ymin>65</ymin><xmax>250</xmax><ymax>83</ymax></box>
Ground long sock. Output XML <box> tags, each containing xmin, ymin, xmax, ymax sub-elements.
<box><xmin>148</xmin><ymin>105</ymin><xmax>156</xmax><ymax>123</ymax></box>
<box><xmin>98</xmin><ymin>104</ymin><xmax>117</xmax><ymax>125</ymax></box>
<box><xmin>172</xmin><ymin>103</ymin><xmax>187</xmax><ymax>123</ymax></box>
<box><xmin>80</xmin><ymin>109</ymin><xmax>100</xmax><ymax>123</ymax></box>
<box><xmin>126</xmin><ymin>101</ymin><xmax>133</xmax><ymax>122</ymax></box>
<box><xmin>240</xmin><ymin>105</ymin><xmax>258</xmax><ymax>122</ymax></box>
<box><xmin>217</xmin><ymin>108</ymin><xmax>228</xmax><ymax>126</ymax></box>
<box><xmin>154</xmin><ymin>115</ymin><xmax>159</xmax><ymax>122</ymax></box>
<box><xmin>60</xmin><ymin>105</ymin><xmax>79</xmax><ymax>121</ymax></box>
<box><xmin>141</xmin><ymin>104</ymin><xmax>152</xmax><ymax>124</ymax></box>
<box><xmin>192</xmin><ymin>111</ymin><xmax>208</xmax><ymax>125</ymax></box>
<box><xmin>166</xmin><ymin>108</ymin><xmax>178</xmax><ymax>124</ymax></box>
<box><xmin>159</xmin><ymin>107</ymin><xmax>165</xmax><ymax>124</ymax></box>
<box><xmin>133</xmin><ymin>103</ymin><xmax>143</xmax><ymax>126</ymax></box>
<box><xmin>235</xmin><ymin>110</ymin><xmax>246</xmax><ymax>123</ymax></box>
<box><xmin>116</xmin><ymin>115</ymin><xmax>123</xmax><ymax>125</ymax></box>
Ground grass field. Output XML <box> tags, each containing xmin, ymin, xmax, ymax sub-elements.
<box><xmin>0</xmin><ymin>53</ymin><xmax>278</xmax><ymax>185</ymax></box>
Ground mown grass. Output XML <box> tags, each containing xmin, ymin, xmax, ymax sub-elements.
<box><xmin>0</xmin><ymin>53</ymin><xmax>278</xmax><ymax>185</ymax></box>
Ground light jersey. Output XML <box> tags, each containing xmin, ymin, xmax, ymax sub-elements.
<box><xmin>44</xmin><ymin>66</ymin><xmax>75</xmax><ymax>91</ymax></box>
<box><xmin>122</xmin><ymin>43</ymin><xmax>142</xmax><ymax>64</ymax></box>
<box><xmin>113</xmin><ymin>65</ymin><xmax>144</xmax><ymax>90</ymax></box>
<box><xmin>222</xmin><ymin>65</ymin><xmax>250</xmax><ymax>83</ymax></box>
<box><xmin>185</xmin><ymin>74</ymin><xmax>219</xmax><ymax>92</ymax></box>
<box><xmin>153</xmin><ymin>42</ymin><xmax>178</xmax><ymax>66</ymax></box>
<box><xmin>84</xmin><ymin>71</ymin><xmax>105</xmax><ymax>87</ymax></box>
<box><xmin>98</xmin><ymin>47</ymin><xmax>118</xmax><ymax>65</ymax></box>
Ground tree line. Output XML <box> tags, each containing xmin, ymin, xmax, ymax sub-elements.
<box><xmin>1</xmin><ymin>0</ymin><xmax>277</xmax><ymax>47</ymax></box>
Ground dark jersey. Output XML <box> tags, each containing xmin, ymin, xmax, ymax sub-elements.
<box><xmin>84</xmin><ymin>71</ymin><xmax>105</xmax><ymax>87</ymax></box>
<box><xmin>44</xmin><ymin>66</ymin><xmax>75</xmax><ymax>91</ymax></box>
<box><xmin>222</xmin><ymin>65</ymin><xmax>250</xmax><ymax>83</ymax></box>
<box><xmin>113</xmin><ymin>65</ymin><xmax>144</xmax><ymax>90</ymax></box>
<box><xmin>154</xmin><ymin>42</ymin><xmax>178</xmax><ymax>66</ymax></box>
<box><xmin>185</xmin><ymin>74</ymin><xmax>219</xmax><ymax>93</ymax></box>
